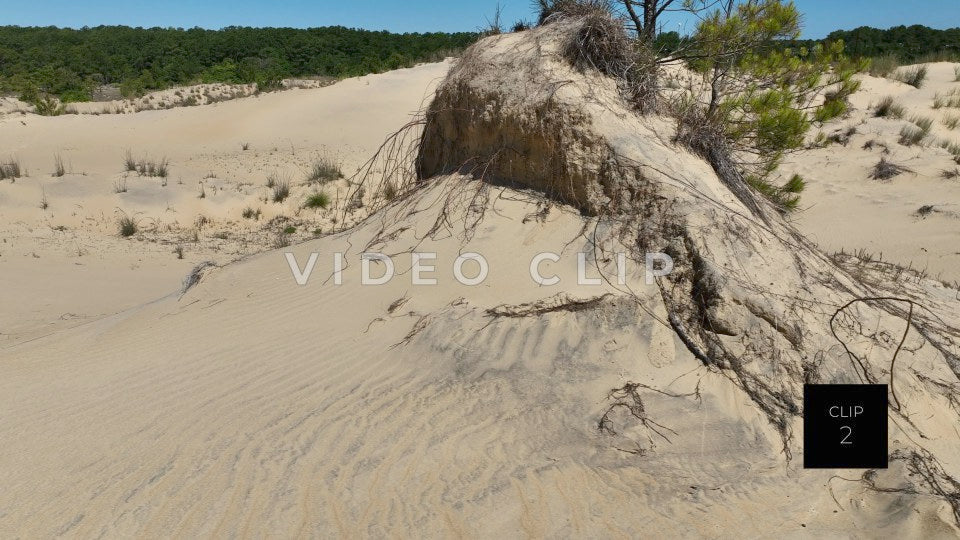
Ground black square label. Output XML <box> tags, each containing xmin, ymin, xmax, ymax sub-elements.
<box><xmin>803</xmin><ymin>384</ymin><xmax>888</xmax><ymax>468</ymax></box>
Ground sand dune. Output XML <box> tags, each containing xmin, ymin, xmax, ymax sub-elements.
<box><xmin>0</xmin><ymin>61</ymin><xmax>448</xmax><ymax>341</ymax></box>
<box><xmin>2</xmin><ymin>19</ymin><xmax>960</xmax><ymax>539</ymax></box>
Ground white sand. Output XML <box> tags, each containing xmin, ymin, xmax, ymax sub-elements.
<box><xmin>1</xmin><ymin>35</ymin><xmax>959</xmax><ymax>537</ymax></box>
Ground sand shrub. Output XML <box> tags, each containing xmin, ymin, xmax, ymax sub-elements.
<box><xmin>306</xmin><ymin>156</ymin><xmax>343</xmax><ymax>184</ymax></box>
<box><xmin>0</xmin><ymin>157</ymin><xmax>22</xmax><ymax>180</ymax></box>
<box><xmin>891</xmin><ymin>65</ymin><xmax>927</xmax><ymax>88</ymax></box>
<box><xmin>874</xmin><ymin>96</ymin><xmax>904</xmax><ymax>118</ymax></box>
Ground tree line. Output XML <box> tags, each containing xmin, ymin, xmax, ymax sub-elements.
<box><xmin>0</xmin><ymin>25</ymin><xmax>478</xmax><ymax>102</ymax></box>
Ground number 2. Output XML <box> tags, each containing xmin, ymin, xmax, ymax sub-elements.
<box><xmin>840</xmin><ymin>425</ymin><xmax>853</xmax><ymax>445</ymax></box>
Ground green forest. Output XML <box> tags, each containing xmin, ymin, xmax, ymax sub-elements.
<box><xmin>0</xmin><ymin>23</ymin><xmax>957</xmax><ymax>107</ymax></box>
<box><xmin>0</xmin><ymin>25</ymin><xmax>477</xmax><ymax>103</ymax></box>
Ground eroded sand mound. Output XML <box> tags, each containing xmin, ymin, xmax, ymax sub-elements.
<box><xmin>2</xmin><ymin>18</ymin><xmax>960</xmax><ymax>537</ymax></box>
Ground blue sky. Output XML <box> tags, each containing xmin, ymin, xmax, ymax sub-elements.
<box><xmin>4</xmin><ymin>0</ymin><xmax>959</xmax><ymax>38</ymax></box>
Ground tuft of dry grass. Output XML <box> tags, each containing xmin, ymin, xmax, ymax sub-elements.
<box><xmin>53</xmin><ymin>153</ymin><xmax>66</xmax><ymax>177</ymax></box>
<box><xmin>0</xmin><ymin>157</ymin><xmax>22</xmax><ymax>180</ymax></box>
<box><xmin>870</xmin><ymin>157</ymin><xmax>910</xmax><ymax>180</ymax></box>
<box><xmin>943</xmin><ymin>113</ymin><xmax>960</xmax><ymax>130</ymax></box>
<box><xmin>559</xmin><ymin>2</ymin><xmax>656</xmax><ymax>111</ymax></box>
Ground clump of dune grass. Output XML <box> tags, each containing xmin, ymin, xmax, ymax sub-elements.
<box><xmin>943</xmin><ymin>114</ymin><xmax>960</xmax><ymax>130</ymax></box>
<box><xmin>40</xmin><ymin>189</ymin><xmax>48</xmax><ymax>210</ymax></box>
<box><xmin>113</xmin><ymin>178</ymin><xmax>127</xmax><ymax>193</ymax></box>
<box><xmin>941</xmin><ymin>167</ymin><xmax>960</xmax><ymax>179</ymax></box>
<box><xmin>53</xmin><ymin>153</ymin><xmax>66</xmax><ymax>177</ymax></box>
<box><xmin>123</xmin><ymin>150</ymin><xmax>137</xmax><ymax>172</ymax></box>
<box><xmin>241</xmin><ymin>142</ymin><xmax>250</xmax><ymax>151</ymax></box>
<box><xmin>899</xmin><ymin>124</ymin><xmax>927</xmax><ymax>146</ymax></box>
<box><xmin>266</xmin><ymin>172</ymin><xmax>290</xmax><ymax>189</ymax></box>
<box><xmin>123</xmin><ymin>151</ymin><xmax>169</xmax><ymax>177</ymax></box>
<box><xmin>938</xmin><ymin>140</ymin><xmax>960</xmax><ymax>161</ymax></box>
<box><xmin>0</xmin><ymin>157</ymin><xmax>22</xmax><ymax>180</ymax></box>
<box><xmin>117</xmin><ymin>214</ymin><xmax>138</xmax><ymax>237</ymax></box>
<box><xmin>890</xmin><ymin>65</ymin><xmax>927</xmax><ymax>88</ymax></box>
<box><xmin>870</xmin><ymin>157</ymin><xmax>910</xmax><ymax>180</ymax></box>
<box><xmin>306</xmin><ymin>156</ymin><xmax>343</xmax><ymax>184</ymax></box>
<box><xmin>241</xmin><ymin>206</ymin><xmax>261</xmax><ymax>219</ymax></box>
<box><xmin>910</xmin><ymin>115</ymin><xmax>933</xmax><ymax>133</ymax></box>
<box><xmin>955</xmin><ymin>65</ymin><xmax>960</xmax><ymax>82</ymax></box>
<box><xmin>873</xmin><ymin>96</ymin><xmax>904</xmax><ymax>118</ymax></box>
<box><xmin>933</xmin><ymin>90</ymin><xmax>960</xmax><ymax>109</ymax></box>
<box><xmin>303</xmin><ymin>191</ymin><xmax>331</xmax><ymax>209</ymax></box>
<box><xmin>272</xmin><ymin>179</ymin><xmax>290</xmax><ymax>202</ymax></box>
<box><xmin>868</xmin><ymin>54</ymin><xmax>899</xmax><ymax>77</ymax></box>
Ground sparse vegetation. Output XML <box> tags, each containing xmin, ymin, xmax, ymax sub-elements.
<box><xmin>867</xmin><ymin>53</ymin><xmax>899</xmax><ymax>77</ymax></box>
<box><xmin>873</xmin><ymin>96</ymin><xmax>904</xmax><ymax>118</ymax></box>
<box><xmin>943</xmin><ymin>114</ymin><xmax>960</xmax><ymax>130</ymax></box>
<box><xmin>303</xmin><ymin>191</ymin><xmax>331</xmax><ymax>209</ymax></box>
<box><xmin>870</xmin><ymin>157</ymin><xmax>910</xmax><ymax>180</ymax></box>
<box><xmin>241</xmin><ymin>206</ymin><xmax>261</xmax><ymax>219</ymax></box>
<box><xmin>282</xmin><ymin>225</ymin><xmax>297</xmax><ymax>234</ymax></box>
<box><xmin>52</xmin><ymin>153</ymin><xmax>66</xmax><ymax>177</ymax></box>
<box><xmin>306</xmin><ymin>157</ymin><xmax>343</xmax><ymax>184</ymax></box>
<box><xmin>173</xmin><ymin>245</ymin><xmax>184</xmax><ymax>259</ymax></box>
<box><xmin>123</xmin><ymin>151</ymin><xmax>169</xmax><ymax>177</ymax></box>
<box><xmin>933</xmin><ymin>90</ymin><xmax>960</xmax><ymax>109</ymax></box>
<box><xmin>890</xmin><ymin>65</ymin><xmax>927</xmax><ymax>88</ymax></box>
<box><xmin>0</xmin><ymin>157</ymin><xmax>22</xmax><ymax>180</ymax></box>
<box><xmin>272</xmin><ymin>179</ymin><xmax>290</xmax><ymax>202</ymax></box>
<box><xmin>241</xmin><ymin>142</ymin><xmax>250</xmax><ymax>151</ymax></box>
<box><xmin>940</xmin><ymin>168</ymin><xmax>959</xmax><ymax>179</ymax></box>
<box><xmin>39</xmin><ymin>190</ymin><xmax>48</xmax><ymax>210</ymax></box>
<box><xmin>113</xmin><ymin>178</ymin><xmax>127</xmax><ymax>193</ymax></box>
<box><xmin>383</xmin><ymin>181</ymin><xmax>397</xmax><ymax>201</ymax></box>
<box><xmin>117</xmin><ymin>214</ymin><xmax>138</xmax><ymax>237</ymax></box>
<box><xmin>123</xmin><ymin>150</ymin><xmax>137</xmax><ymax>172</ymax></box>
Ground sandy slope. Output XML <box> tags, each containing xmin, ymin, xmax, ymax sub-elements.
<box><xmin>2</xmin><ymin>178</ymin><xmax>956</xmax><ymax>537</ymax></box>
<box><xmin>0</xmin><ymin>61</ymin><xmax>448</xmax><ymax>341</ymax></box>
